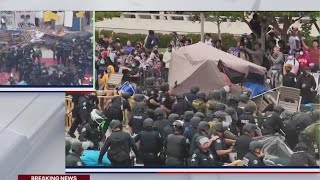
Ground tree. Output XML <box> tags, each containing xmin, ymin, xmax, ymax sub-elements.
<box><xmin>95</xmin><ymin>12</ymin><xmax>122</xmax><ymax>22</ymax></box>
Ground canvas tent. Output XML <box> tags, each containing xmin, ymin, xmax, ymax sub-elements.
<box><xmin>168</xmin><ymin>42</ymin><xmax>267</xmax><ymax>94</ymax></box>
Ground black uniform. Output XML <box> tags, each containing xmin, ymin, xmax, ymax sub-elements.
<box><xmin>128</xmin><ymin>111</ymin><xmax>148</xmax><ymax>134</ymax></box>
<box><xmin>288</xmin><ymin>151</ymin><xmax>317</xmax><ymax>166</ymax></box>
<box><xmin>105</xmin><ymin>96</ymin><xmax>131</xmax><ymax>124</ymax></box>
<box><xmin>234</xmin><ymin>134</ymin><xmax>253</xmax><ymax>160</ymax></box>
<box><xmin>261</xmin><ymin>112</ymin><xmax>284</xmax><ymax>135</ymax></box>
<box><xmin>99</xmin><ymin>131</ymin><xmax>138</xmax><ymax>166</ymax></box>
<box><xmin>159</xmin><ymin>92</ymin><xmax>173</xmax><ymax>111</ymax></box>
<box><xmin>243</xmin><ymin>152</ymin><xmax>265</xmax><ymax>166</ymax></box>
<box><xmin>171</xmin><ymin>99</ymin><xmax>196</xmax><ymax>117</ymax></box>
<box><xmin>145</xmin><ymin>87</ymin><xmax>159</xmax><ymax>110</ymax></box>
<box><xmin>154</xmin><ymin>119</ymin><xmax>171</xmax><ymax>139</ymax></box>
<box><xmin>165</xmin><ymin>134</ymin><xmax>189</xmax><ymax>166</ymax></box>
<box><xmin>65</xmin><ymin>153</ymin><xmax>84</xmax><ymax>166</ymax></box>
<box><xmin>211</xmin><ymin>136</ymin><xmax>230</xmax><ymax>163</ymax></box>
<box><xmin>163</xmin><ymin>125</ymin><xmax>173</xmax><ymax>140</ymax></box>
<box><xmin>282</xmin><ymin>72</ymin><xmax>297</xmax><ymax>87</ymax></box>
<box><xmin>189</xmin><ymin>132</ymin><xmax>202</xmax><ymax>156</ymax></box>
<box><xmin>237</xmin><ymin>113</ymin><xmax>256</xmax><ymax>133</ymax></box>
<box><xmin>190</xmin><ymin>148</ymin><xmax>218</xmax><ymax>166</ymax></box>
<box><xmin>78</xmin><ymin>122</ymin><xmax>105</xmax><ymax>150</ymax></box>
<box><xmin>134</xmin><ymin>130</ymin><xmax>163</xmax><ymax>166</ymax></box>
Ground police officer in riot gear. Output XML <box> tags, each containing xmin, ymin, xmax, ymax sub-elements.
<box><xmin>192</xmin><ymin>91</ymin><xmax>207</xmax><ymax>114</ymax></box>
<box><xmin>243</xmin><ymin>141</ymin><xmax>265</xmax><ymax>166</ymax></box>
<box><xmin>211</xmin><ymin>122</ymin><xmax>234</xmax><ymax>164</ymax></box>
<box><xmin>183</xmin><ymin>111</ymin><xmax>194</xmax><ymax>130</ymax></box>
<box><xmin>159</xmin><ymin>83</ymin><xmax>173</xmax><ymax>114</ymax></box>
<box><xmin>207</xmin><ymin>102</ymin><xmax>226</xmax><ymax>121</ymax></box>
<box><xmin>164</xmin><ymin>120</ymin><xmax>189</xmax><ymax>166</ymax></box>
<box><xmin>154</xmin><ymin>108</ymin><xmax>171</xmax><ymax>138</ymax></box>
<box><xmin>163</xmin><ymin>113</ymin><xmax>180</xmax><ymax>139</ymax></box>
<box><xmin>260</xmin><ymin>105</ymin><xmax>285</xmax><ymax>135</ymax></box>
<box><xmin>225</xmin><ymin>107</ymin><xmax>239</xmax><ymax>136</ymax></box>
<box><xmin>99</xmin><ymin>120</ymin><xmax>138</xmax><ymax>166</ymax></box>
<box><xmin>288</xmin><ymin>142</ymin><xmax>317</xmax><ymax>166</ymax></box>
<box><xmin>134</xmin><ymin>118</ymin><xmax>163</xmax><ymax>166</ymax></box>
<box><xmin>104</xmin><ymin>92</ymin><xmax>132</xmax><ymax>129</ymax></box>
<box><xmin>234</xmin><ymin>123</ymin><xmax>259</xmax><ymax>160</ymax></box>
<box><xmin>128</xmin><ymin>102</ymin><xmax>149</xmax><ymax>136</ymax></box>
<box><xmin>189</xmin><ymin>121</ymin><xmax>217</xmax><ymax>156</ymax></box>
<box><xmin>237</xmin><ymin>103</ymin><xmax>257</xmax><ymax>133</ymax></box>
<box><xmin>66</xmin><ymin>142</ymin><xmax>85</xmax><ymax>166</ymax></box>
<box><xmin>171</xmin><ymin>93</ymin><xmax>196</xmax><ymax>117</ymax></box>
<box><xmin>145</xmin><ymin>77</ymin><xmax>160</xmax><ymax>110</ymax></box>
<box><xmin>69</xmin><ymin>92</ymin><xmax>98</xmax><ymax>137</ymax></box>
<box><xmin>185</xmin><ymin>86</ymin><xmax>200</xmax><ymax>103</ymax></box>
<box><xmin>184</xmin><ymin>117</ymin><xmax>201</xmax><ymax>142</ymax></box>
<box><xmin>206</xmin><ymin>90</ymin><xmax>223</xmax><ymax>116</ymax></box>
<box><xmin>226</xmin><ymin>95</ymin><xmax>243</xmax><ymax>118</ymax></box>
<box><xmin>79</xmin><ymin>109</ymin><xmax>106</xmax><ymax>150</ymax></box>
<box><xmin>131</xmin><ymin>94</ymin><xmax>146</xmax><ymax>113</ymax></box>
<box><xmin>190</xmin><ymin>136</ymin><xmax>218</xmax><ymax>166</ymax></box>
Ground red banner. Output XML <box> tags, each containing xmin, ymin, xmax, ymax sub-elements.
<box><xmin>18</xmin><ymin>175</ymin><xmax>90</xmax><ymax>180</ymax></box>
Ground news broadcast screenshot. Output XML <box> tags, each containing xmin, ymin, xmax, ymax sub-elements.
<box><xmin>0</xmin><ymin>1</ymin><xmax>319</xmax><ymax>180</ymax></box>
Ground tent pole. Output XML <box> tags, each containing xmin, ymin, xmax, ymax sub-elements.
<box><xmin>200</xmin><ymin>13</ymin><xmax>204</xmax><ymax>42</ymax></box>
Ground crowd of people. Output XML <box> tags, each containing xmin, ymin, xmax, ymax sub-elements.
<box><xmin>65</xmin><ymin>83</ymin><xmax>319</xmax><ymax>167</ymax></box>
<box><xmin>0</xmin><ymin>35</ymin><xmax>93</xmax><ymax>85</ymax></box>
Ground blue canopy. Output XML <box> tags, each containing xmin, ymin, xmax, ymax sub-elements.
<box><xmin>243</xmin><ymin>82</ymin><xmax>268</xmax><ymax>97</ymax></box>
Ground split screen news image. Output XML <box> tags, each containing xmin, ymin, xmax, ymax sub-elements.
<box><xmin>0</xmin><ymin>11</ymin><xmax>93</xmax><ymax>87</ymax></box>
<box><xmin>65</xmin><ymin>11</ymin><xmax>320</xmax><ymax>170</ymax></box>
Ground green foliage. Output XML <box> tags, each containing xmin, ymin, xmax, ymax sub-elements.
<box><xmin>96</xmin><ymin>30</ymin><xmax>238</xmax><ymax>49</ymax></box>
<box><xmin>95</xmin><ymin>12</ymin><xmax>122</xmax><ymax>22</ymax></box>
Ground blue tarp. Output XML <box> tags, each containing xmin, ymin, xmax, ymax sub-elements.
<box><xmin>80</xmin><ymin>150</ymin><xmax>111</xmax><ymax>166</ymax></box>
<box><xmin>243</xmin><ymin>82</ymin><xmax>268</xmax><ymax>97</ymax></box>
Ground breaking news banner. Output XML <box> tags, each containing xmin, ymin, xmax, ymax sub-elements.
<box><xmin>18</xmin><ymin>175</ymin><xmax>90</xmax><ymax>180</ymax></box>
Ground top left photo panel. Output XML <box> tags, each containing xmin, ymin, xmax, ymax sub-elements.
<box><xmin>0</xmin><ymin>11</ymin><xmax>94</xmax><ymax>91</ymax></box>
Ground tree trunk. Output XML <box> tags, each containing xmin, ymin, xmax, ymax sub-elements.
<box><xmin>200</xmin><ymin>13</ymin><xmax>205</xmax><ymax>42</ymax></box>
<box><xmin>217</xmin><ymin>21</ymin><xmax>221</xmax><ymax>40</ymax></box>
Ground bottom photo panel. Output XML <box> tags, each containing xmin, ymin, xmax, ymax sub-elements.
<box><xmin>64</xmin><ymin>89</ymin><xmax>319</xmax><ymax>172</ymax></box>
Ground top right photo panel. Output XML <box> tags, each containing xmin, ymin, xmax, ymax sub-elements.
<box><xmin>93</xmin><ymin>11</ymin><xmax>319</xmax><ymax>168</ymax></box>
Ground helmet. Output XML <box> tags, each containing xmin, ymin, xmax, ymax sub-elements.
<box><xmin>239</xmin><ymin>94</ymin><xmax>249</xmax><ymax>103</ymax></box>
<box><xmin>225</xmin><ymin>107</ymin><xmax>236</xmax><ymax>116</ymax></box>
<box><xmin>71</xmin><ymin>142</ymin><xmax>83</xmax><ymax>154</ymax></box>
<box><xmin>160</xmin><ymin>83</ymin><xmax>170</xmax><ymax>92</ymax></box>
<box><xmin>249</xmin><ymin>141</ymin><xmax>263</xmax><ymax>151</ymax></box>
<box><xmin>135</xmin><ymin>86</ymin><xmax>143</xmax><ymax>94</ymax></box>
<box><xmin>294</xmin><ymin>142</ymin><xmax>308</xmax><ymax>152</ymax></box>
<box><xmin>168</xmin><ymin>113</ymin><xmax>180</xmax><ymax>123</ymax></box>
<box><xmin>133</xmin><ymin>94</ymin><xmax>145</xmax><ymax>102</ymax></box>
<box><xmin>172</xmin><ymin>120</ymin><xmax>184</xmax><ymax>132</ymax></box>
<box><xmin>273</xmin><ymin>105</ymin><xmax>285</xmax><ymax>114</ymax></box>
<box><xmin>145</xmin><ymin>77</ymin><xmax>156</xmax><ymax>86</ymax></box>
<box><xmin>214</xmin><ymin>111</ymin><xmax>229</xmax><ymax>121</ymax></box>
<box><xmin>194</xmin><ymin>112</ymin><xmax>206</xmax><ymax>121</ymax></box>
<box><xmin>184</xmin><ymin>111</ymin><xmax>194</xmax><ymax>121</ymax></box>
<box><xmin>311</xmin><ymin>110</ymin><xmax>320</xmax><ymax>122</ymax></box>
<box><xmin>176</xmin><ymin>93</ymin><xmax>185</xmax><ymax>100</ymax></box>
<box><xmin>226</xmin><ymin>96</ymin><xmax>239</xmax><ymax>106</ymax></box>
<box><xmin>154</xmin><ymin>108</ymin><xmax>166</xmax><ymax>118</ymax></box>
<box><xmin>197</xmin><ymin>121</ymin><xmax>210</xmax><ymax>132</ymax></box>
<box><xmin>213</xmin><ymin>122</ymin><xmax>225</xmax><ymax>132</ymax></box>
<box><xmin>109</xmin><ymin>119</ymin><xmax>122</xmax><ymax>130</ymax></box>
<box><xmin>210</xmin><ymin>90</ymin><xmax>222</xmax><ymax>101</ymax></box>
<box><xmin>214</xmin><ymin>103</ymin><xmax>226</xmax><ymax>111</ymax></box>
<box><xmin>143</xmin><ymin>118</ymin><xmax>154</xmax><ymax>128</ymax></box>
<box><xmin>135</xmin><ymin>102</ymin><xmax>145</xmax><ymax>112</ymax></box>
<box><xmin>190</xmin><ymin>86</ymin><xmax>200</xmax><ymax>93</ymax></box>
<box><xmin>244</xmin><ymin>104</ymin><xmax>257</xmax><ymax>114</ymax></box>
<box><xmin>196</xmin><ymin>136</ymin><xmax>210</xmax><ymax>146</ymax></box>
<box><xmin>190</xmin><ymin>117</ymin><xmax>201</xmax><ymax>128</ymax></box>
<box><xmin>242</xmin><ymin>123</ymin><xmax>257</xmax><ymax>133</ymax></box>
<box><xmin>196</xmin><ymin>92</ymin><xmax>206</xmax><ymax>100</ymax></box>
<box><xmin>90</xmin><ymin>109</ymin><xmax>106</xmax><ymax>125</ymax></box>
<box><xmin>121</xmin><ymin>92</ymin><xmax>131</xmax><ymax>99</ymax></box>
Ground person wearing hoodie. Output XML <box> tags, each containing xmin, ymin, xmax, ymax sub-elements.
<box><xmin>296</xmin><ymin>48</ymin><xmax>311</xmax><ymax>70</ymax></box>
<box><xmin>124</xmin><ymin>40</ymin><xmax>134</xmax><ymax>55</ymax></box>
<box><xmin>283</xmin><ymin>52</ymin><xmax>300</xmax><ymax>75</ymax></box>
<box><xmin>288</xmin><ymin>142</ymin><xmax>317</xmax><ymax>166</ymax></box>
<box><xmin>184</xmin><ymin>117</ymin><xmax>201</xmax><ymax>142</ymax></box>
